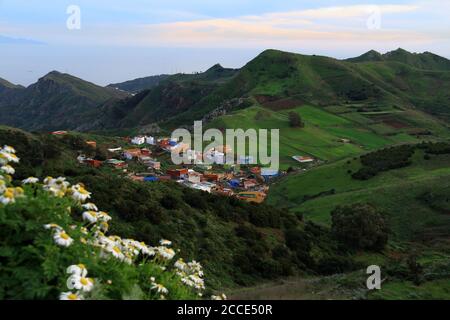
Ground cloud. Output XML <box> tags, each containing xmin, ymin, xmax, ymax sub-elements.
<box><xmin>1</xmin><ymin>2</ymin><xmax>446</xmax><ymax>51</ymax></box>
<box><xmin>0</xmin><ymin>35</ymin><xmax>45</xmax><ymax>45</ymax></box>
<box><xmin>128</xmin><ymin>3</ymin><xmax>424</xmax><ymax>47</ymax></box>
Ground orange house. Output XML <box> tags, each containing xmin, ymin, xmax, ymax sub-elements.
<box><xmin>86</xmin><ymin>141</ymin><xmax>97</xmax><ymax>148</ymax></box>
<box><xmin>167</xmin><ymin>168</ymin><xmax>188</xmax><ymax>178</ymax></box>
<box><xmin>203</xmin><ymin>173</ymin><xmax>219</xmax><ymax>182</ymax></box>
<box><xmin>85</xmin><ymin>159</ymin><xmax>102</xmax><ymax>168</ymax></box>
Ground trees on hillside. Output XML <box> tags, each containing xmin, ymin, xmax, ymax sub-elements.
<box><xmin>288</xmin><ymin>112</ymin><xmax>304</xmax><ymax>128</ymax></box>
<box><xmin>331</xmin><ymin>203</ymin><xmax>389</xmax><ymax>251</ymax></box>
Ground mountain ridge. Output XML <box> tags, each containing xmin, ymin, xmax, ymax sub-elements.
<box><xmin>1</xmin><ymin>48</ymin><xmax>450</xmax><ymax>132</ymax></box>
<box><xmin>346</xmin><ymin>48</ymin><xmax>450</xmax><ymax>71</ymax></box>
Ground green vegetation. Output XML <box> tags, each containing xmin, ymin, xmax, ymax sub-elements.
<box><xmin>288</xmin><ymin>111</ymin><xmax>304</xmax><ymax>128</ymax></box>
<box><xmin>0</xmin><ymin>147</ymin><xmax>202</xmax><ymax>300</ymax></box>
<box><xmin>0</xmin><ymin>127</ymin><xmax>358</xmax><ymax>292</ymax></box>
<box><xmin>208</xmin><ymin>105</ymin><xmax>429</xmax><ymax>168</ymax></box>
<box><xmin>268</xmin><ymin>141</ymin><xmax>450</xmax><ymax>299</ymax></box>
<box><xmin>331</xmin><ymin>203</ymin><xmax>389</xmax><ymax>251</ymax></box>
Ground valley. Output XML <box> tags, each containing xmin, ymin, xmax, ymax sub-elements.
<box><xmin>1</xmin><ymin>48</ymin><xmax>450</xmax><ymax>300</ymax></box>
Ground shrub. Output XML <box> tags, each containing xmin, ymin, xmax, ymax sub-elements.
<box><xmin>331</xmin><ymin>203</ymin><xmax>388</xmax><ymax>251</ymax></box>
<box><xmin>0</xmin><ymin>145</ymin><xmax>205</xmax><ymax>300</ymax></box>
<box><xmin>352</xmin><ymin>145</ymin><xmax>415</xmax><ymax>180</ymax></box>
<box><xmin>288</xmin><ymin>112</ymin><xmax>304</xmax><ymax>128</ymax></box>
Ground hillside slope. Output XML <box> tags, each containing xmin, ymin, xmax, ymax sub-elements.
<box><xmin>0</xmin><ymin>49</ymin><xmax>449</xmax><ymax>132</ymax></box>
<box><xmin>0</xmin><ymin>125</ymin><xmax>357</xmax><ymax>289</ymax></box>
<box><xmin>93</xmin><ymin>48</ymin><xmax>450</xmax><ymax>130</ymax></box>
<box><xmin>348</xmin><ymin>48</ymin><xmax>450</xmax><ymax>71</ymax></box>
<box><xmin>108</xmin><ymin>74</ymin><xmax>170</xmax><ymax>94</ymax></box>
<box><xmin>0</xmin><ymin>71</ymin><xmax>127</xmax><ymax>131</ymax></box>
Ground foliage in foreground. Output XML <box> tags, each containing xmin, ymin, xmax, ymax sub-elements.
<box><xmin>0</xmin><ymin>127</ymin><xmax>358</xmax><ymax>289</ymax></box>
<box><xmin>0</xmin><ymin>145</ymin><xmax>213</xmax><ymax>300</ymax></box>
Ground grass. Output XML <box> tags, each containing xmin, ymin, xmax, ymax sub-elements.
<box><xmin>208</xmin><ymin>104</ymin><xmax>424</xmax><ymax>169</ymax></box>
<box><xmin>267</xmin><ymin>150</ymin><xmax>450</xmax><ymax>242</ymax></box>
<box><xmin>369</xmin><ymin>280</ymin><xmax>450</xmax><ymax>300</ymax></box>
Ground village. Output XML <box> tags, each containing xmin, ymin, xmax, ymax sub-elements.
<box><xmin>51</xmin><ymin>131</ymin><xmax>318</xmax><ymax>204</ymax></box>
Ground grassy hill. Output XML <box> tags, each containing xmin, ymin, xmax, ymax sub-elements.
<box><xmin>267</xmin><ymin>147</ymin><xmax>450</xmax><ymax>238</ymax></box>
<box><xmin>0</xmin><ymin>71</ymin><xmax>127</xmax><ymax>131</ymax></box>
<box><xmin>1</xmin><ymin>49</ymin><xmax>449</xmax><ymax>133</ymax></box>
<box><xmin>266</xmin><ymin>143</ymin><xmax>450</xmax><ymax>299</ymax></box>
<box><xmin>348</xmin><ymin>48</ymin><xmax>450</xmax><ymax>71</ymax></box>
<box><xmin>208</xmin><ymin>103</ymin><xmax>448</xmax><ymax>169</ymax></box>
<box><xmin>108</xmin><ymin>74</ymin><xmax>171</xmax><ymax>94</ymax></box>
<box><xmin>165</xmin><ymin>48</ymin><xmax>449</xmax><ymax>127</ymax></box>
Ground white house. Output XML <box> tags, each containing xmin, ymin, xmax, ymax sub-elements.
<box><xmin>77</xmin><ymin>155</ymin><xmax>87</xmax><ymax>164</ymax></box>
<box><xmin>187</xmin><ymin>170</ymin><xmax>202</xmax><ymax>184</ymax></box>
<box><xmin>205</xmin><ymin>150</ymin><xmax>225</xmax><ymax>164</ymax></box>
<box><xmin>292</xmin><ymin>156</ymin><xmax>314</xmax><ymax>163</ymax></box>
<box><xmin>108</xmin><ymin>147</ymin><xmax>122</xmax><ymax>153</ymax></box>
<box><xmin>131</xmin><ymin>136</ymin><xmax>145</xmax><ymax>145</ymax></box>
<box><xmin>190</xmin><ymin>182</ymin><xmax>213</xmax><ymax>193</ymax></box>
<box><xmin>145</xmin><ymin>136</ymin><xmax>155</xmax><ymax>145</ymax></box>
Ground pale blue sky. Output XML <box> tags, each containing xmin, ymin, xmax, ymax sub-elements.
<box><xmin>1</xmin><ymin>0</ymin><xmax>449</xmax><ymax>85</ymax></box>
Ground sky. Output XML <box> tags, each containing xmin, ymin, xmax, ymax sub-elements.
<box><xmin>0</xmin><ymin>0</ymin><xmax>449</xmax><ymax>86</ymax></box>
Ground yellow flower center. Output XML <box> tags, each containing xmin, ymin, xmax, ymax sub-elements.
<box><xmin>60</xmin><ymin>232</ymin><xmax>69</xmax><ymax>240</ymax></box>
<box><xmin>68</xmin><ymin>293</ymin><xmax>78</xmax><ymax>300</ymax></box>
<box><xmin>113</xmin><ymin>246</ymin><xmax>122</xmax><ymax>253</ymax></box>
<box><xmin>4</xmin><ymin>190</ymin><xmax>14</xmax><ymax>198</ymax></box>
<box><xmin>80</xmin><ymin>278</ymin><xmax>89</xmax><ymax>285</ymax></box>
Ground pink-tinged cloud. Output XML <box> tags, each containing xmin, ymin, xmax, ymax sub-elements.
<box><xmin>131</xmin><ymin>4</ymin><xmax>425</xmax><ymax>47</ymax></box>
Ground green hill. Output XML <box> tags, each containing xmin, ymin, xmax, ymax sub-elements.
<box><xmin>102</xmin><ymin>48</ymin><xmax>450</xmax><ymax>130</ymax></box>
<box><xmin>0</xmin><ymin>71</ymin><xmax>127</xmax><ymax>131</ymax></box>
<box><xmin>208</xmin><ymin>103</ymin><xmax>449</xmax><ymax>169</ymax></box>
<box><xmin>108</xmin><ymin>74</ymin><xmax>170</xmax><ymax>94</ymax></box>
<box><xmin>1</xmin><ymin>49</ymin><xmax>449</xmax><ymax>132</ymax></box>
<box><xmin>266</xmin><ymin>142</ymin><xmax>450</xmax><ymax>299</ymax></box>
<box><xmin>347</xmin><ymin>48</ymin><xmax>450</xmax><ymax>71</ymax></box>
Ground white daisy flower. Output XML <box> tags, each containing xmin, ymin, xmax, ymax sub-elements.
<box><xmin>1</xmin><ymin>165</ymin><xmax>15</xmax><ymax>175</ymax></box>
<box><xmin>66</xmin><ymin>264</ymin><xmax>88</xmax><ymax>277</ymax></box>
<box><xmin>44</xmin><ymin>223</ymin><xmax>63</xmax><ymax>231</ymax></box>
<box><xmin>0</xmin><ymin>151</ymin><xmax>19</xmax><ymax>163</ymax></box>
<box><xmin>143</xmin><ymin>245</ymin><xmax>156</xmax><ymax>256</ymax></box>
<box><xmin>82</xmin><ymin>211</ymin><xmax>98</xmax><ymax>223</ymax></box>
<box><xmin>44</xmin><ymin>186</ymin><xmax>65</xmax><ymax>198</ymax></box>
<box><xmin>2</xmin><ymin>145</ymin><xmax>16</xmax><ymax>154</ymax></box>
<box><xmin>157</xmin><ymin>246</ymin><xmax>176</xmax><ymax>260</ymax></box>
<box><xmin>159</xmin><ymin>239</ymin><xmax>172</xmax><ymax>246</ymax></box>
<box><xmin>22</xmin><ymin>177</ymin><xmax>39</xmax><ymax>184</ymax></box>
<box><xmin>59</xmin><ymin>291</ymin><xmax>83</xmax><ymax>300</ymax></box>
<box><xmin>0</xmin><ymin>188</ymin><xmax>15</xmax><ymax>205</ymax></box>
<box><xmin>71</xmin><ymin>184</ymin><xmax>91</xmax><ymax>203</ymax></box>
<box><xmin>151</xmin><ymin>283</ymin><xmax>169</xmax><ymax>294</ymax></box>
<box><xmin>67</xmin><ymin>275</ymin><xmax>94</xmax><ymax>292</ymax></box>
<box><xmin>98</xmin><ymin>211</ymin><xmax>112</xmax><ymax>222</ymax></box>
<box><xmin>53</xmin><ymin>230</ymin><xmax>74</xmax><ymax>247</ymax></box>
<box><xmin>211</xmin><ymin>293</ymin><xmax>227</xmax><ymax>300</ymax></box>
<box><xmin>81</xmin><ymin>203</ymin><xmax>98</xmax><ymax>211</ymax></box>
<box><xmin>174</xmin><ymin>259</ymin><xmax>187</xmax><ymax>271</ymax></box>
<box><xmin>107</xmin><ymin>245</ymin><xmax>125</xmax><ymax>260</ymax></box>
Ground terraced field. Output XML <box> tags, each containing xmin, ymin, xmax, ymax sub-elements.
<box><xmin>208</xmin><ymin>104</ymin><xmax>443</xmax><ymax>168</ymax></box>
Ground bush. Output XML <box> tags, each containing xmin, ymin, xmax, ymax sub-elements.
<box><xmin>331</xmin><ymin>203</ymin><xmax>388</xmax><ymax>251</ymax></box>
<box><xmin>0</xmin><ymin>146</ymin><xmax>204</xmax><ymax>300</ymax></box>
<box><xmin>352</xmin><ymin>145</ymin><xmax>415</xmax><ymax>180</ymax></box>
<box><xmin>288</xmin><ymin>112</ymin><xmax>304</xmax><ymax>128</ymax></box>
